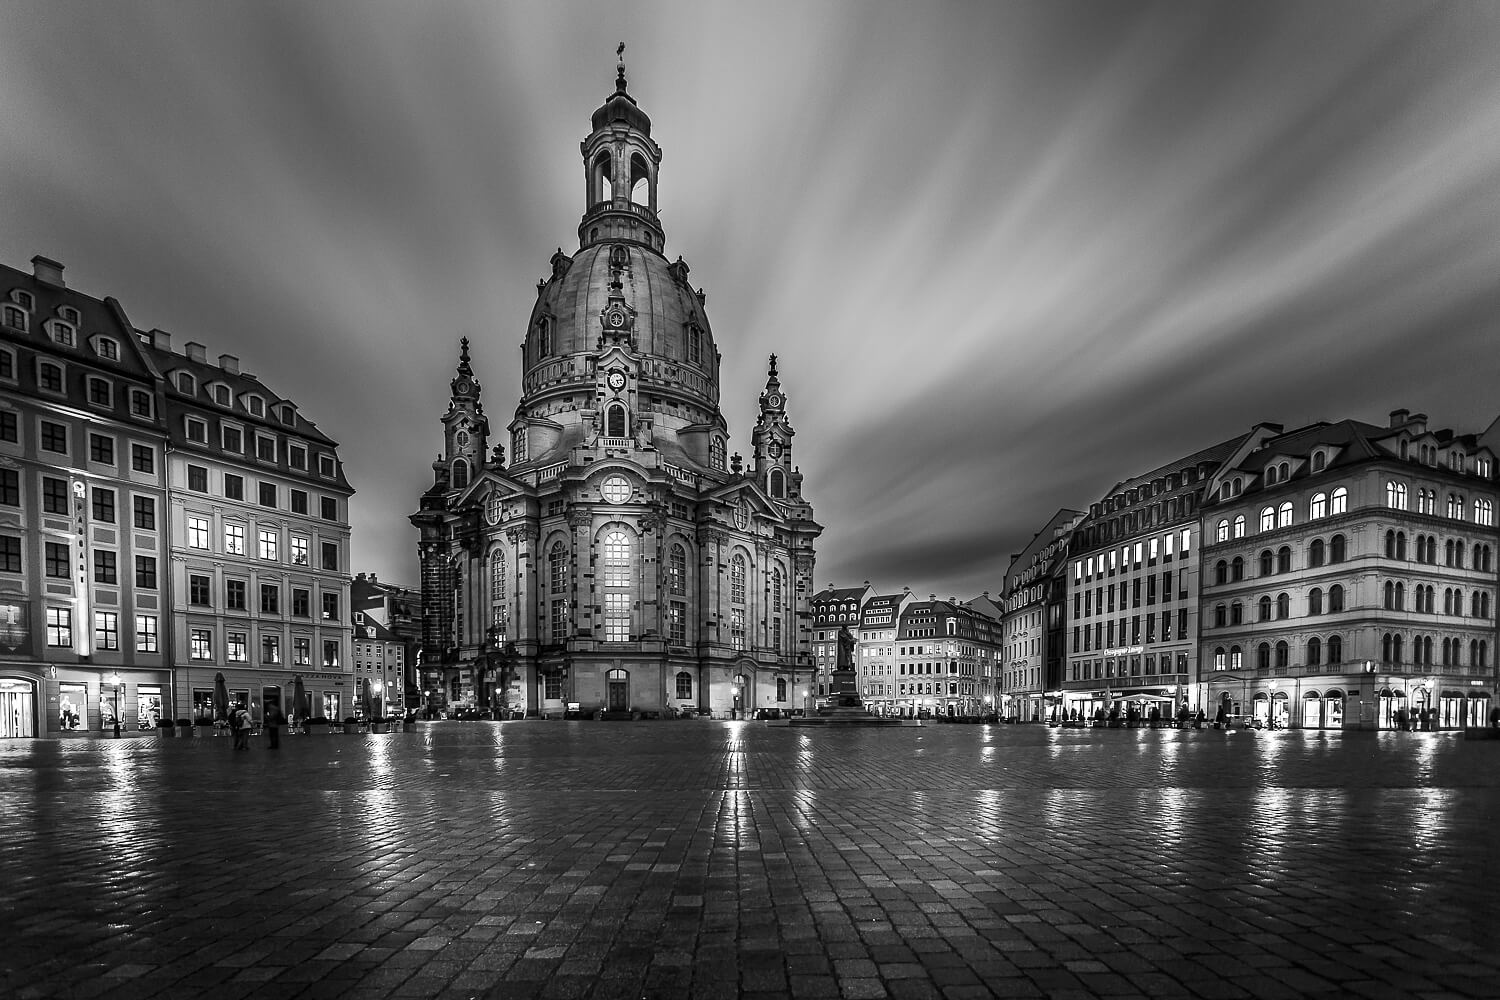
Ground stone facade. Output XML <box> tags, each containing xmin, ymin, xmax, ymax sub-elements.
<box><xmin>411</xmin><ymin>63</ymin><xmax>821</xmax><ymax>718</ymax></box>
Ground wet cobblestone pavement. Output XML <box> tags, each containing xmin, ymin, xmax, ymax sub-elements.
<box><xmin>2</xmin><ymin>721</ymin><xmax>1497</xmax><ymax>999</ymax></box>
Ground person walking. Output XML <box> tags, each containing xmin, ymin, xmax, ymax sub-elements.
<box><xmin>265</xmin><ymin>701</ymin><xmax>284</xmax><ymax>749</ymax></box>
<box><xmin>232</xmin><ymin>703</ymin><xmax>251</xmax><ymax>751</ymax></box>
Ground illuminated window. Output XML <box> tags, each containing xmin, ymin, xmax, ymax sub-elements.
<box><xmin>669</xmin><ymin>544</ymin><xmax>686</xmax><ymax>595</ymax></box>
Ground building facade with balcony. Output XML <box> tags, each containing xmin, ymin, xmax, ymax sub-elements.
<box><xmin>138</xmin><ymin>330</ymin><xmax>354</xmax><ymax>727</ymax></box>
<box><xmin>1199</xmin><ymin>411</ymin><xmax>1497</xmax><ymax>730</ymax></box>
<box><xmin>1001</xmin><ymin>509</ymin><xmax>1082</xmax><ymax>723</ymax></box>
<box><xmin>1062</xmin><ymin>429</ymin><xmax>1279</xmax><ymax>723</ymax></box>
<box><xmin>351</xmin><ymin>572</ymin><xmax>420</xmax><ymax>720</ymax></box>
<box><xmin>891</xmin><ymin>597</ymin><xmax>1000</xmax><ymax>718</ymax></box>
<box><xmin>0</xmin><ymin>256</ymin><xmax>170</xmax><ymax>737</ymax></box>
<box><xmin>854</xmin><ymin>589</ymin><xmax>910</xmax><ymax>715</ymax></box>
<box><xmin>410</xmin><ymin>61</ymin><xmax>821</xmax><ymax>719</ymax></box>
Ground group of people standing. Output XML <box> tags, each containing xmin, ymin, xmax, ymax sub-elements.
<box><xmin>224</xmin><ymin>702</ymin><xmax>285</xmax><ymax>750</ymax></box>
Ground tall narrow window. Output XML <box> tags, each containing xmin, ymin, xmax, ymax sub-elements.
<box><xmin>603</xmin><ymin>530</ymin><xmax>630</xmax><ymax>642</ymax></box>
<box><xmin>730</xmin><ymin>554</ymin><xmax>746</xmax><ymax>605</ymax></box>
<box><xmin>668</xmin><ymin>544</ymin><xmax>686</xmax><ymax>595</ymax></box>
<box><xmin>1331</xmin><ymin>488</ymin><xmax>1348</xmax><ymax>514</ymax></box>
<box><xmin>606</xmin><ymin>403</ymin><xmax>628</xmax><ymax>438</ymax></box>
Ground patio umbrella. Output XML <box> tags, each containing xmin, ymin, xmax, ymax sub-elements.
<box><xmin>292</xmin><ymin>675</ymin><xmax>307</xmax><ymax>721</ymax></box>
<box><xmin>213</xmin><ymin>672</ymin><xmax>229</xmax><ymax>721</ymax></box>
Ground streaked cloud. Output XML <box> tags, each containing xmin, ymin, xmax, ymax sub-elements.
<box><xmin>2</xmin><ymin>0</ymin><xmax>1497</xmax><ymax>597</ymax></box>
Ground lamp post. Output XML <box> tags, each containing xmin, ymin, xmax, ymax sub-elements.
<box><xmin>1422</xmin><ymin>676</ymin><xmax>1434</xmax><ymax>730</ymax></box>
<box><xmin>372</xmin><ymin>678</ymin><xmax>384</xmax><ymax>719</ymax></box>
<box><xmin>1268</xmin><ymin>680</ymin><xmax>1279</xmax><ymax>730</ymax></box>
<box><xmin>107</xmin><ymin>671</ymin><xmax>122</xmax><ymax>738</ymax></box>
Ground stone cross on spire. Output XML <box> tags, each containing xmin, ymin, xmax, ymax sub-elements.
<box><xmin>616</xmin><ymin>42</ymin><xmax>627</xmax><ymax>92</ymax></box>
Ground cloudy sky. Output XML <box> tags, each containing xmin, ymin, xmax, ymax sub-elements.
<box><xmin>3</xmin><ymin>1</ymin><xmax>1498</xmax><ymax>600</ymax></box>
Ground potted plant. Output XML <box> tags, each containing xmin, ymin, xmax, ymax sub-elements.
<box><xmin>369</xmin><ymin>715</ymin><xmax>387</xmax><ymax>734</ymax></box>
<box><xmin>157</xmin><ymin>718</ymin><xmax>176</xmax><ymax>738</ymax></box>
<box><xmin>176</xmin><ymin>718</ymin><xmax>193</xmax><ymax>737</ymax></box>
<box><xmin>308</xmin><ymin>716</ymin><xmax>328</xmax><ymax>733</ymax></box>
<box><xmin>343</xmin><ymin>715</ymin><xmax>360</xmax><ymax>733</ymax></box>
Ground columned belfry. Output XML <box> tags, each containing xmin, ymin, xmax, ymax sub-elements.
<box><xmin>411</xmin><ymin>52</ymin><xmax>822</xmax><ymax>719</ymax></box>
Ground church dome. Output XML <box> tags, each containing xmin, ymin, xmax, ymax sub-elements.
<box><xmin>521</xmin><ymin>241</ymin><xmax>720</xmax><ymax>409</ymax></box>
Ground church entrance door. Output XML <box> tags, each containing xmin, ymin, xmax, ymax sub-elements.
<box><xmin>606</xmin><ymin>668</ymin><xmax>629</xmax><ymax>712</ymax></box>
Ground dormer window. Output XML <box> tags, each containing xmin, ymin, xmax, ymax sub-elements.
<box><xmin>317</xmin><ymin>453</ymin><xmax>334</xmax><ymax>477</ymax></box>
<box><xmin>93</xmin><ymin>337</ymin><xmax>119</xmax><ymax>361</ymax></box>
<box><xmin>59</xmin><ymin>306</ymin><xmax>80</xmax><ymax>325</ymax></box>
<box><xmin>185</xmin><ymin>416</ymin><xmax>208</xmax><ymax>443</ymax></box>
<box><xmin>2</xmin><ymin>306</ymin><xmax>25</xmax><ymax>331</ymax></box>
<box><xmin>1312</xmin><ymin>451</ymin><xmax>1326</xmax><ymax>472</ymax></box>
<box><xmin>176</xmin><ymin>372</ymin><xmax>195</xmax><ymax>395</ymax></box>
<box><xmin>710</xmin><ymin>435</ymin><xmax>725</xmax><ymax>471</ymax></box>
<box><xmin>214</xmin><ymin>384</ymin><xmax>231</xmax><ymax>406</ymax></box>
<box><xmin>49</xmin><ymin>321</ymin><xmax>76</xmax><ymax>347</ymax></box>
<box><xmin>11</xmin><ymin>291</ymin><xmax>33</xmax><ymax>310</ymax></box>
<box><xmin>769</xmin><ymin>468</ymin><xmax>786</xmax><ymax>498</ymax></box>
<box><xmin>512</xmin><ymin>427</ymin><xmax>527</xmax><ymax>463</ymax></box>
<box><xmin>246</xmin><ymin>395</ymin><xmax>264</xmax><ymax>418</ymax></box>
<box><xmin>279</xmin><ymin>404</ymin><xmax>295</xmax><ymax>425</ymax></box>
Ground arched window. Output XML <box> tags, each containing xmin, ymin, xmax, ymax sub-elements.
<box><xmin>1382</xmin><ymin>633</ymin><xmax>1393</xmax><ymax>663</ymax></box>
<box><xmin>1278</xmin><ymin>502</ymin><xmax>1292</xmax><ymax>527</ymax></box>
<box><xmin>1384</xmin><ymin>580</ymin><xmax>1395</xmax><ymax>610</ymax></box>
<box><xmin>1275</xmin><ymin>640</ymin><xmax>1289</xmax><ymax>668</ymax></box>
<box><xmin>1308</xmin><ymin>588</ymin><xmax>1323</xmax><ymax>615</ymax></box>
<box><xmin>1230</xmin><ymin>645</ymin><xmax>1242</xmax><ymax>670</ymax></box>
<box><xmin>1231</xmin><ymin>601</ymin><xmax>1243</xmax><ymax>625</ymax></box>
<box><xmin>1455</xmin><ymin>541</ymin><xmax>1465</xmax><ymax>568</ymax></box>
<box><xmin>710</xmin><ymin>436</ymin><xmax>726</xmax><ymax>471</ymax></box>
<box><xmin>669</xmin><ymin>544</ymin><xmax>686</xmax><ymax>595</ymax></box>
<box><xmin>1258</xmin><ymin>596</ymin><xmax>1273</xmax><ymax>622</ymax></box>
<box><xmin>538</xmin><ymin>317</ymin><xmax>552</xmax><ymax>358</ymax></box>
<box><xmin>1214</xmin><ymin>560</ymin><xmax>1228</xmax><ymax>586</ymax></box>
<box><xmin>1477</xmin><ymin>499</ymin><xmax>1495</xmax><ymax>526</ymax></box>
<box><xmin>1386</xmin><ymin>481</ymin><xmax>1407</xmax><ymax>510</ymax></box>
<box><xmin>1277</xmin><ymin>546</ymin><xmax>1292</xmax><ymax>573</ymax></box>
<box><xmin>1310</xmin><ymin>493</ymin><xmax>1327</xmax><ymax>519</ymax></box>
<box><xmin>1216</xmin><ymin>519</ymin><xmax>1229</xmax><ymax>542</ymax></box>
<box><xmin>1396</xmin><ymin>532</ymin><xmax>1406</xmax><ymax>560</ymax></box>
<box><xmin>1214</xmin><ymin>604</ymin><xmax>1227</xmax><ymax>628</ymax></box>
<box><xmin>1233</xmin><ymin>515</ymin><xmax>1246</xmax><ymax>538</ymax></box>
<box><xmin>1213</xmin><ymin>647</ymin><xmax>1226</xmax><ymax>670</ymax></box>
<box><xmin>730</xmin><ymin>553</ymin><xmax>746</xmax><ymax>604</ymax></box>
<box><xmin>1445</xmin><ymin>539</ymin><xmax>1455</xmax><ymax>566</ymax></box>
<box><xmin>771</xmin><ymin>567</ymin><xmax>785</xmax><ymax>651</ymax></box>
<box><xmin>451</xmin><ymin>459</ymin><xmax>469</xmax><ymax>490</ymax></box>
<box><xmin>512</xmin><ymin>426</ymin><xmax>527</xmax><ymax>463</ymax></box>
<box><xmin>1231</xmin><ymin>556</ymin><xmax>1245</xmax><ymax>581</ymax></box>
<box><xmin>675</xmin><ymin>671</ymin><xmax>693</xmax><ymax>700</ymax></box>
<box><xmin>1328</xmin><ymin>635</ymin><xmax>1343</xmax><ymax>663</ymax></box>
<box><xmin>1257</xmin><ymin>643</ymin><xmax>1271</xmax><ymax>670</ymax></box>
<box><xmin>776</xmin><ymin>677</ymin><xmax>787</xmax><ymax>703</ymax></box>
<box><xmin>1308</xmin><ymin>538</ymin><xmax>1325</xmax><ymax>567</ymax></box>
<box><xmin>603</xmin><ymin>529</ymin><xmax>632</xmax><ymax>642</ymax></box>
<box><xmin>1276</xmin><ymin>593</ymin><xmax>1290</xmax><ymax>619</ymax></box>
<box><xmin>1307</xmin><ymin>637</ymin><xmax>1322</xmax><ymax>665</ymax></box>
<box><xmin>1328</xmin><ymin>584</ymin><xmax>1344</xmax><ymax>612</ymax></box>
<box><xmin>1312</xmin><ymin>452</ymin><xmax>1326</xmax><ymax>472</ymax></box>
<box><xmin>1330</xmin><ymin>534</ymin><xmax>1346</xmax><ymax>563</ymax></box>
<box><xmin>592</xmin><ymin>151</ymin><xmax>613</xmax><ymax>205</ymax></box>
<box><xmin>1260</xmin><ymin>507</ymin><xmax>1276</xmax><ymax>532</ymax></box>
<box><xmin>769</xmin><ymin>468</ymin><xmax>785</xmax><ymax>498</ymax></box>
<box><xmin>629</xmin><ymin>152</ymin><xmax>651</xmax><ymax>206</ymax></box>
<box><xmin>1259</xmin><ymin>550</ymin><xmax>1274</xmax><ymax>576</ymax></box>
<box><xmin>605</xmin><ymin>402</ymin><xmax>628</xmax><ymax>438</ymax></box>
<box><xmin>1331</xmin><ymin>488</ymin><xmax>1348</xmax><ymax>514</ymax></box>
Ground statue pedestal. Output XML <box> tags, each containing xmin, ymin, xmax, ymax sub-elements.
<box><xmin>788</xmin><ymin>668</ymin><xmax>920</xmax><ymax>727</ymax></box>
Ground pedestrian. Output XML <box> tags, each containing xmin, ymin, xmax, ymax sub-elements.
<box><xmin>1214</xmin><ymin>704</ymin><xmax>1227</xmax><ymax>730</ymax></box>
<box><xmin>1195</xmin><ymin>708</ymin><xmax>1205</xmax><ymax>730</ymax></box>
<box><xmin>266</xmin><ymin>701</ymin><xmax>283</xmax><ymax>749</ymax></box>
<box><xmin>1490</xmin><ymin>705</ymin><xmax>1499</xmax><ymax>729</ymax></box>
<box><xmin>232</xmin><ymin>703</ymin><xmax>251</xmax><ymax>751</ymax></box>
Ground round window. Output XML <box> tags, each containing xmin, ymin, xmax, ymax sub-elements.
<box><xmin>601</xmin><ymin>476</ymin><xmax>631</xmax><ymax>504</ymax></box>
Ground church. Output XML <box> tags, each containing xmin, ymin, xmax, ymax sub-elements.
<box><xmin>410</xmin><ymin>54</ymin><xmax>822</xmax><ymax>719</ymax></box>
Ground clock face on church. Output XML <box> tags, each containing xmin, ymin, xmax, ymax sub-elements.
<box><xmin>607</xmin><ymin>370</ymin><xmax>626</xmax><ymax>392</ymax></box>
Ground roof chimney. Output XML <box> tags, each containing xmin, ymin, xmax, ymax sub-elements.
<box><xmin>218</xmin><ymin>353</ymin><xmax>240</xmax><ymax>375</ymax></box>
<box><xmin>1390</xmin><ymin>408</ymin><xmax>1409</xmax><ymax>428</ymax></box>
<box><xmin>184</xmin><ymin>342</ymin><xmax>207</xmax><ymax>363</ymax></box>
<box><xmin>31</xmin><ymin>255</ymin><xmax>64</xmax><ymax>287</ymax></box>
<box><xmin>149</xmin><ymin>329</ymin><xmax>171</xmax><ymax>351</ymax></box>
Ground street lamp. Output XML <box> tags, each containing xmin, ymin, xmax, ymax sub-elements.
<box><xmin>1268</xmin><ymin>680</ymin><xmax>1279</xmax><ymax>729</ymax></box>
<box><xmin>372</xmin><ymin>678</ymin><xmax>384</xmax><ymax>718</ymax></box>
<box><xmin>107</xmin><ymin>671</ymin><xmax>122</xmax><ymax>737</ymax></box>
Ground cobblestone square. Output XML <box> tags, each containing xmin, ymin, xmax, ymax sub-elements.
<box><xmin>2</xmin><ymin>722</ymin><xmax>1497</xmax><ymax>999</ymax></box>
